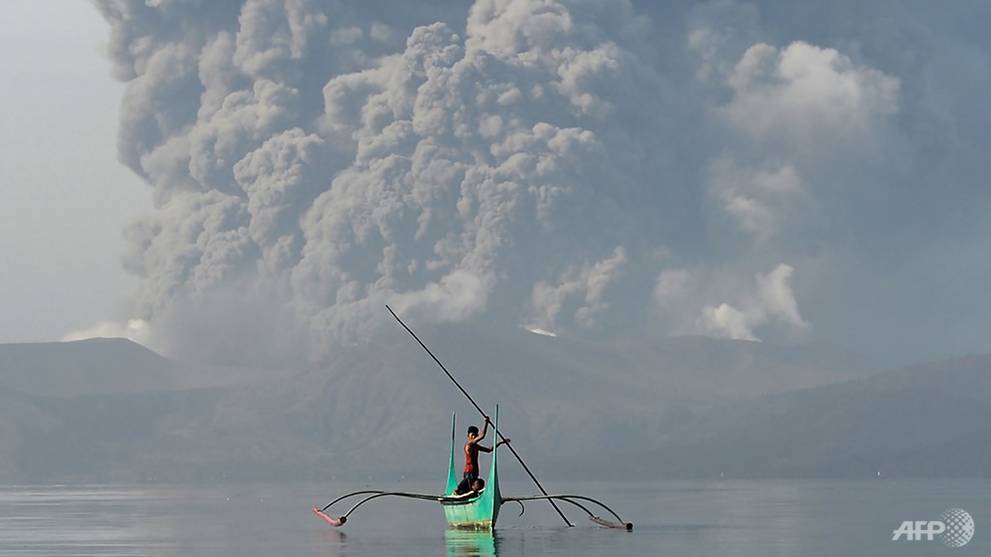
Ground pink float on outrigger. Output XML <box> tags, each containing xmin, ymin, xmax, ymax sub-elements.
<box><xmin>312</xmin><ymin>506</ymin><xmax>345</xmax><ymax>526</ymax></box>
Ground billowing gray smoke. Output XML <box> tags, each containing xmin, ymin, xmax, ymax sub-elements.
<box><xmin>92</xmin><ymin>0</ymin><xmax>991</xmax><ymax>363</ymax></box>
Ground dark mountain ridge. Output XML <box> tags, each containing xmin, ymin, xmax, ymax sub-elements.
<box><xmin>1</xmin><ymin>332</ymin><xmax>987</xmax><ymax>482</ymax></box>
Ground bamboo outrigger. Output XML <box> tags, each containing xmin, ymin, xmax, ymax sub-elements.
<box><xmin>313</xmin><ymin>407</ymin><xmax>632</xmax><ymax>530</ymax></box>
<box><xmin>312</xmin><ymin>307</ymin><xmax>633</xmax><ymax>532</ymax></box>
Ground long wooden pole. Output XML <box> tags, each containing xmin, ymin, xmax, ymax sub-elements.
<box><xmin>385</xmin><ymin>305</ymin><xmax>574</xmax><ymax>527</ymax></box>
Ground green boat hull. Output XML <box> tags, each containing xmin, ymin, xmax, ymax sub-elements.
<box><xmin>442</xmin><ymin>408</ymin><xmax>502</xmax><ymax>530</ymax></box>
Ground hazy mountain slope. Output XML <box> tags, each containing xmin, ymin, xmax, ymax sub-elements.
<box><xmin>0</xmin><ymin>338</ymin><xmax>176</xmax><ymax>396</ymax></box>
<box><xmin>636</xmin><ymin>354</ymin><xmax>991</xmax><ymax>478</ymax></box>
<box><xmin>0</xmin><ymin>339</ymin><xmax>293</xmax><ymax>482</ymax></box>
<box><xmin>249</xmin><ymin>323</ymin><xmax>876</xmax><ymax>479</ymax></box>
<box><xmin>0</xmin><ymin>330</ymin><xmax>946</xmax><ymax>483</ymax></box>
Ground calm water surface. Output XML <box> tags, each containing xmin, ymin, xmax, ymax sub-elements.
<box><xmin>0</xmin><ymin>480</ymin><xmax>986</xmax><ymax>556</ymax></box>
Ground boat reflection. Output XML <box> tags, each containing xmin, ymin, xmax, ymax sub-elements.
<box><xmin>445</xmin><ymin>529</ymin><xmax>497</xmax><ymax>557</ymax></box>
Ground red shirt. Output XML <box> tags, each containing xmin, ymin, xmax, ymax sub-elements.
<box><xmin>464</xmin><ymin>442</ymin><xmax>480</xmax><ymax>475</ymax></box>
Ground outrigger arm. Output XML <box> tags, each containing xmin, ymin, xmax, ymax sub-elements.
<box><xmin>315</xmin><ymin>490</ymin><xmax>633</xmax><ymax>531</ymax></box>
<box><xmin>314</xmin><ymin>489</ymin><xmax>457</xmax><ymax>527</ymax></box>
<box><xmin>504</xmin><ymin>494</ymin><xmax>634</xmax><ymax>531</ymax></box>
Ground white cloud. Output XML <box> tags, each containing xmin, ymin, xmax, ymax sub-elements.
<box><xmin>702</xmin><ymin>263</ymin><xmax>808</xmax><ymax>341</ymax></box>
<box><xmin>528</xmin><ymin>246</ymin><xmax>627</xmax><ymax>332</ymax></box>
<box><xmin>752</xmin><ymin>263</ymin><xmax>808</xmax><ymax>330</ymax></box>
<box><xmin>390</xmin><ymin>270</ymin><xmax>489</xmax><ymax>323</ymax></box>
<box><xmin>721</xmin><ymin>41</ymin><xmax>899</xmax><ymax>152</ymax></box>
<box><xmin>659</xmin><ymin>263</ymin><xmax>808</xmax><ymax>342</ymax></box>
<box><xmin>707</xmin><ymin>158</ymin><xmax>803</xmax><ymax>239</ymax></box>
<box><xmin>697</xmin><ymin>303</ymin><xmax>756</xmax><ymax>341</ymax></box>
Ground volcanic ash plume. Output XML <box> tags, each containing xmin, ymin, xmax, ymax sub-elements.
<box><xmin>93</xmin><ymin>0</ymin><xmax>900</xmax><ymax>361</ymax></box>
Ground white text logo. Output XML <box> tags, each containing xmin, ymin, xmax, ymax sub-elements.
<box><xmin>892</xmin><ymin>508</ymin><xmax>974</xmax><ymax>548</ymax></box>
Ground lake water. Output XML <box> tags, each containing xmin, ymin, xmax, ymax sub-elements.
<box><xmin>0</xmin><ymin>480</ymin><xmax>986</xmax><ymax>556</ymax></box>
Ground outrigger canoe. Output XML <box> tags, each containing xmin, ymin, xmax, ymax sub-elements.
<box><xmin>313</xmin><ymin>306</ymin><xmax>632</xmax><ymax>532</ymax></box>
<box><xmin>313</xmin><ymin>407</ymin><xmax>632</xmax><ymax>531</ymax></box>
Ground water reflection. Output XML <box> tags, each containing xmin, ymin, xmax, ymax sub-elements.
<box><xmin>0</xmin><ymin>485</ymin><xmax>175</xmax><ymax>556</ymax></box>
<box><xmin>319</xmin><ymin>528</ymin><xmax>348</xmax><ymax>554</ymax></box>
<box><xmin>5</xmin><ymin>481</ymin><xmax>988</xmax><ymax>556</ymax></box>
<box><xmin>445</xmin><ymin>529</ymin><xmax>497</xmax><ymax>557</ymax></box>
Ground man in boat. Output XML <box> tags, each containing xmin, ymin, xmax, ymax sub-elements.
<box><xmin>450</xmin><ymin>477</ymin><xmax>486</xmax><ymax>498</ymax></box>
<box><xmin>455</xmin><ymin>416</ymin><xmax>509</xmax><ymax>494</ymax></box>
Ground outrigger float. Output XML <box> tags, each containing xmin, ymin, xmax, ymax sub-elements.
<box><xmin>312</xmin><ymin>307</ymin><xmax>633</xmax><ymax>532</ymax></box>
